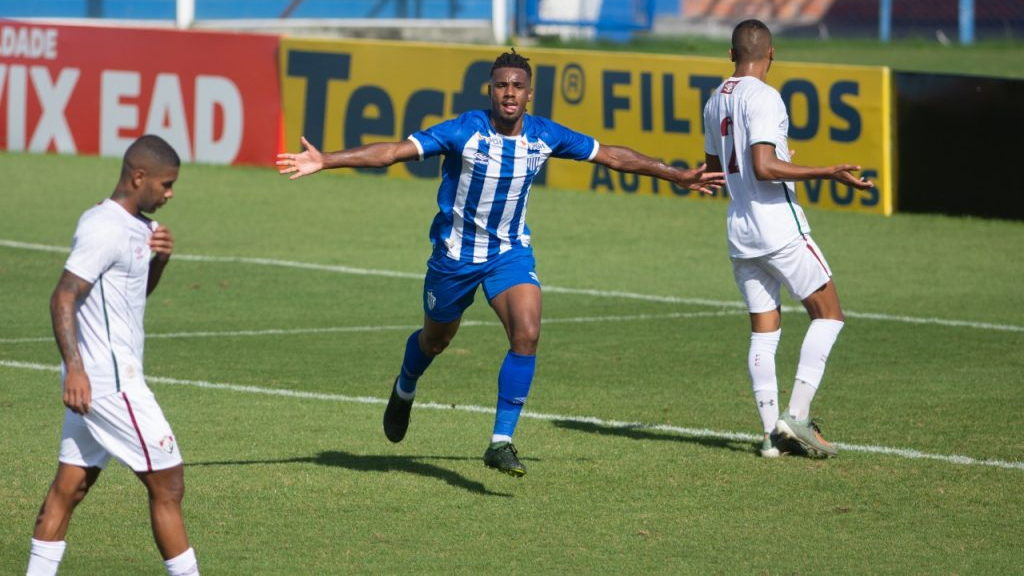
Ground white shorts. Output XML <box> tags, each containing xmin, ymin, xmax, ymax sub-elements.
<box><xmin>59</xmin><ymin>388</ymin><xmax>182</xmax><ymax>473</ymax></box>
<box><xmin>732</xmin><ymin>235</ymin><xmax>833</xmax><ymax>313</ymax></box>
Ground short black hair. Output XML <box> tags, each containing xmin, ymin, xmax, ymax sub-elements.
<box><xmin>731</xmin><ymin>19</ymin><xmax>773</xmax><ymax>62</ymax></box>
<box><xmin>491</xmin><ymin>48</ymin><xmax>532</xmax><ymax>80</ymax></box>
<box><xmin>123</xmin><ymin>134</ymin><xmax>181</xmax><ymax>172</ymax></box>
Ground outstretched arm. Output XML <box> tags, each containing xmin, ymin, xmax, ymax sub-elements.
<box><xmin>593</xmin><ymin>145</ymin><xmax>725</xmax><ymax>195</ymax></box>
<box><xmin>277</xmin><ymin>136</ymin><xmax>421</xmax><ymax>180</ymax></box>
<box><xmin>751</xmin><ymin>143</ymin><xmax>874</xmax><ymax>190</ymax></box>
<box><xmin>51</xmin><ymin>271</ymin><xmax>94</xmax><ymax>414</ymax></box>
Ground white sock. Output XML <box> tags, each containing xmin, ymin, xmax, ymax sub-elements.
<box><xmin>490</xmin><ymin>434</ymin><xmax>512</xmax><ymax>444</ymax></box>
<box><xmin>788</xmin><ymin>319</ymin><xmax>844</xmax><ymax>420</ymax></box>
<box><xmin>395</xmin><ymin>378</ymin><xmax>415</xmax><ymax>401</ymax></box>
<box><xmin>27</xmin><ymin>539</ymin><xmax>66</xmax><ymax>576</ymax></box>
<box><xmin>788</xmin><ymin>379</ymin><xmax>817</xmax><ymax>421</ymax></box>
<box><xmin>749</xmin><ymin>330</ymin><xmax>781</xmax><ymax>434</ymax></box>
<box><xmin>164</xmin><ymin>547</ymin><xmax>199</xmax><ymax>576</ymax></box>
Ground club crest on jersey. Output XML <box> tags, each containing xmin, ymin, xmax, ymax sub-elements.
<box><xmin>722</xmin><ymin>80</ymin><xmax>740</xmax><ymax>94</ymax></box>
<box><xmin>526</xmin><ymin>153</ymin><xmax>542</xmax><ymax>172</ymax></box>
<box><xmin>159</xmin><ymin>435</ymin><xmax>176</xmax><ymax>454</ymax></box>
<box><xmin>427</xmin><ymin>290</ymin><xmax>437</xmax><ymax>310</ymax></box>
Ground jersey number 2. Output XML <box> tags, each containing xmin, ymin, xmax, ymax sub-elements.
<box><xmin>719</xmin><ymin>117</ymin><xmax>739</xmax><ymax>174</ymax></box>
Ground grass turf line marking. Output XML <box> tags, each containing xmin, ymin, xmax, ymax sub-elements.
<box><xmin>4</xmin><ymin>358</ymin><xmax>1022</xmax><ymax>472</ymax></box>
<box><xmin>0</xmin><ymin>311</ymin><xmax>739</xmax><ymax>344</ymax></box>
<box><xmin>4</xmin><ymin>239</ymin><xmax>1022</xmax><ymax>333</ymax></box>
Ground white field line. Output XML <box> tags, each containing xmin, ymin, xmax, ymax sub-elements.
<box><xmin>3</xmin><ymin>359</ymin><xmax>1022</xmax><ymax>472</ymax></box>
<box><xmin>0</xmin><ymin>311</ymin><xmax>739</xmax><ymax>344</ymax></box>
<box><xmin>3</xmin><ymin>238</ymin><xmax>1023</xmax><ymax>333</ymax></box>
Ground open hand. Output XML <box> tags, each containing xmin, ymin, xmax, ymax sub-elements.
<box><xmin>829</xmin><ymin>164</ymin><xmax>875</xmax><ymax>190</ymax></box>
<box><xmin>276</xmin><ymin>136</ymin><xmax>324</xmax><ymax>180</ymax></box>
<box><xmin>682</xmin><ymin>164</ymin><xmax>727</xmax><ymax>196</ymax></box>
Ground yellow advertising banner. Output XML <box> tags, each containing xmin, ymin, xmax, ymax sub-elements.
<box><xmin>280</xmin><ymin>38</ymin><xmax>892</xmax><ymax>215</ymax></box>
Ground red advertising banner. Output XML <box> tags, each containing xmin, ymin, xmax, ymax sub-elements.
<box><xmin>0</xmin><ymin>22</ymin><xmax>280</xmax><ymax>165</ymax></box>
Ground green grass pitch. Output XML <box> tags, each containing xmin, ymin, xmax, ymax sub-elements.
<box><xmin>539</xmin><ymin>36</ymin><xmax>1024</xmax><ymax>79</ymax></box>
<box><xmin>1</xmin><ymin>152</ymin><xmax>1022</xmax><ymax>574</ymax></box>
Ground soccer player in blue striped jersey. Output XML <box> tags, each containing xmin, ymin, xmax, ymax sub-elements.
<box><xmin>278</xmin><ymin>50</ymin><xmax>724</xmax><ymax>476</ymax></box>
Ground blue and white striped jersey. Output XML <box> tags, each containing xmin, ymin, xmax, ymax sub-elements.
<box><xmin>409</xmin><ymin>110</ymin><xmax>599</xmax><ymax>264</ymax></box>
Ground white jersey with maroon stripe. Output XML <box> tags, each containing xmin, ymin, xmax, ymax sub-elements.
<box><xmin>62</xmin><ymin>199</ymin><xmax>156</xmax><ymax>398</ymax></box>
<box><xmin>703</xmin><ymin>76</ymin><xmax>812</xmax><ymax>258</ymax></box>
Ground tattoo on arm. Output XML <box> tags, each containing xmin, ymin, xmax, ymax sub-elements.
<box><xmin>51</xmin><ymin>272</ymin><xmax>93</xmax><ymax>369</ymax></box>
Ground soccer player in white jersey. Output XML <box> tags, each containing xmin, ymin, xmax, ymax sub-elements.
<box><xmin>702</xmin><ymin>20</ymin><xmax>874</xmax><ymax>457</ymax></box>
<box><xmin>278</xmin><ymin>50</ymin><xmax>724</xmax><ymax>476</ymax></box>
<box><xmin>27</xmin><ymin>135</ymin><xmax>200</xmax><ymax>576</ymax></box>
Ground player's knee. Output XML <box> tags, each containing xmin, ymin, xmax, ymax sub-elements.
<box><xmin>510</xmin><ymin>329</ymin><xmax>540</xmax><ymax>355</ymax></box>
<box><xmin>422</xmin><ymin>334</ymin><xmax>453</xmax><ymax>356</ymax></box>
<box><xmin>804</xmin><ymin>292</ymin><xmax>843</xmax><ymax>321</ymax></box>
<box><xmin>422</xmin><ymin>323</ymin><xmax>464</xmax><ymax>356</ymax></box>
<box><xmin>49</xmin><ymin>478</ymin><xmax>90</xmax><ymax>507</ymax></box>
<box><xmin>71</xmin><ymin>482</ymin><xmax>91</xmax><ymax>504</ymax></box>
<box><xmin>150</xmin><ymin>482</ymin><xmax>185</xmax><ymax>506</ymax></box>
<box><xmin>144</xmin><ymin>469</ymin><xmax>186</xmax><ymax>505</ymax></box>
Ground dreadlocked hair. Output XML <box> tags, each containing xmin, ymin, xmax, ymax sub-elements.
<box><xmin>491</xmin><ymin>48</ymin><xmax>532</xmax><ymax>80</ymax></box>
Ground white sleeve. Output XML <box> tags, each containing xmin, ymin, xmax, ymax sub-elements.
<box><xmin>703</xmin><ymin>100</ymin><xmax>718</xmax><ymax>156</ymax></box>
<box><xmin>64</xmin><ymin>218</ymin><xmax>120</xmax><ymax>284</ymax></box>
<box><xmin>407</xmin><ymin>135</ymin><xmax>426</xmax><ymax>161</ymax></box>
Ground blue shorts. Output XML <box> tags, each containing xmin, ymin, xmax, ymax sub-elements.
<box><xmin>422</xmin><ymin>248</ymin><xmax>540</xmax><ymax>322</ymax></box>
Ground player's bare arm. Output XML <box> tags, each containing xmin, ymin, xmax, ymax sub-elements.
<box><xmin>277</xmin><ymin>136</ymin><xmax>420</xmax><ymax>180</ymax></box>
<box><xmin>50</xmin><ymin>271</ymin><xmax>94</xmax><ymax>414</ymax></box>
<box><xmin>751</xmin><ymin>143</ymin><xmax>874</xmax><ymax>190</ymax></box>
<box><xmin>593</xmin><ymin>145</ymin><xmax>725</xmax><ymax>195</ymax></box>
<box><xmin>147</xmin><ymin>224</ymin><xmax>173</xmax><ymax>296</ymax></box>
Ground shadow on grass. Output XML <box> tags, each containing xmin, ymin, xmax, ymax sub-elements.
<box><xmin>551</xmin><ymin>419</ymin><xmax>754</xmax><ymax>455</ymax></box>
<box><xmin>189</xmin><ymin>450</ymin><xmax>514</xmax><ymax>497</ymax></box>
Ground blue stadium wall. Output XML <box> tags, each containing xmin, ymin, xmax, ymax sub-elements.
<box><xmin>0</xmin><ymin>0</ymin><xmax>680</xmax><ymax>20</ymax></box>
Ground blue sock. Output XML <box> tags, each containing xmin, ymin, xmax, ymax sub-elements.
<box><xmin>397</xmin><ymin>330</ymin><xmax>433</xmax><ymax>396</ymax></box>
<box><xmin>493</xmin><ymin>351</ymin><xmax>536</xmax><ymax>440</ymax></box>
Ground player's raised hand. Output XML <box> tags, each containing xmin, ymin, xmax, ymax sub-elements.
<box><xmin>829</xmin><ymin>164</ymin><xmax>875</xmax><ymax>190</ymax></box>
<box><xmin>681</xmin><ymin>164</ymin><xmax>726</xmax><ymax>196</ymax></box>
<box><xmin>277</xmin><ymin>136</ymin><xmax>324</xmax><ymax>180</ymax></box>
<box><xmin>148</xmin><ymin>224</ymin><xmax>174</xmax><ymax>261</ymax></box>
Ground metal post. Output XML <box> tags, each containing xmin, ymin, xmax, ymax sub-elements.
<box><xmin>86</xmin><ymin>0</ymin><xmax>103</xmax><ymax>18</ymax></box>
<box><xmin>879</xmin><ymin>0</ymin><xmax>892</xmax><ymax>43</ymax></box>
<box><xmin>176</xmin><ymin>0</ymin><xmax>195</xmax><ymax>29</ymax></box>
<box><xmin>515</xmin><ymin>0</ymin><xmax>529</xmax><ymax>37</ymax></box>
<box><xmin>493</xmin><ymin>0</ymin><xmax>508</xmax><ymax>45</ymax></box>
<box><xmin>959</xmin><ymin>0</ymin><xmax>974</xmax><ymax>45</ymax></box>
